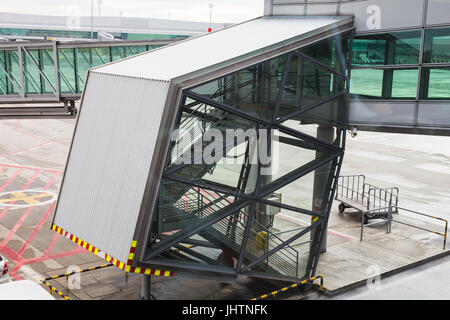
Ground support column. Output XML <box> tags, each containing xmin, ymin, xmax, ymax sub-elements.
<box><xmin>312</xmin><ymin>125</ymin><xmax>334</xmax><ymax>253</ymax></box>
<box><xmin>140</xmin><ymin>274</ymin><xmax>155</xmax><ymax>300</ymax></box>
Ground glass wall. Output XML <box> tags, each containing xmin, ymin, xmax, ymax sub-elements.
<box><xmin>144</xmin><ymin>33</ymin><xmax>350</xmax><ymax>281</ymax></box>
<box><xmin>0</xmin><ymin>27</ymin><xmax>189</xmax><ymax>41</ymax></box>
<box><xmin>0</xmin><ymin>43</ymin><xmax>165</xmax><ymax>96</ymax></box>
<box><xmin>423</xmin><ymin>27</ymin><xmax>450</xmax><ymax>64</ymax></box>
<box><xmin>352</xmin><ymin>30</ymin><xmax>421</xmax><ymax>66</ymax></box>
<box><xmin>351</xmin><ymin>26</ymin><xmax>450</xmax><ymax>101</ymax></box>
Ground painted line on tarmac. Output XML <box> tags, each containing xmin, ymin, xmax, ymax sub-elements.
<box><xmin>277</xmin><ymin>213</ymin><xmax>359</xmax><ymax>241</ymax></box>
<box><xmin>0</xmin><ymin>163</ymin><xmax>63</xmax><ymax>174</ymax></box>
<box><xmin>0</xmin><ymin>189</ymin><xmax>56</xmax><ymax>208</ymax></box>
<box><xmin>0</xmin><ymin>168</ymin><xmax>23</xmax><ymax>192</ymax></box>
<box><xmin>0</xmin><ymin>170</ymin><xmax>41</xmax><ymax>220</ymax></box>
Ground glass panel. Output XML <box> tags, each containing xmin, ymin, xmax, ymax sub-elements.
<box><xmin>350</xmin><ymin>68</ymin><xmax>383</xmax><ymax>98</ymax></box>
<box><xmin>0</xmin><ymin>52</ymin><xmax>6</xmax><ymax>95</ymax></box>
<box><xmin>279</xmin><ymin>54</ymin><xmax>342</xmax><ymax>120</ymax></box>
<box><xmin>421</xmin><ymin>67</ymin><xmax>450</xmax><ymax>99</ymax></box>
<box><xmin>351</xmin><ymin>68</ymin><xmax>418</xmax><ymax>99</ymax></box>
<box><xmin>41</xmin><ymin>49</ymin><xmax>57</xmax><ymax>94</ymax></box>
<box><xmin>150</xmin><ymin>180</ymin><xmax>248</xmax><ymax>256</ymax></box>
<box><xmin>154</xmin><ymin>199</ymin><xmax>250</xmax><ymax>271</ymax></box>
<box><xmin>168</xmin><ymin>99</ymin><xmax>261</xmax><ymax>193</ymax></box>
<box><xmin>423</xmin><ymin>27</ymin><xmax>450</xmax><ymax>64</ymax></box>
<box><xmin>23</xmin><ymin>49</ymin><xmax>42</xmax><ymax>94</ymax></box>
<box><xmin>242</xmin><ymin>203</ymin><xmax>311</xmax><ymax>279</ymax></box>
<box><xmin>352</xmin><ymin>30</ymin><xmax>421</xmax><ymax>66</ymax></box>
<box><xmin>111</xmin><ymin>46</ymin><xmax>127</xmax><ymax>61</ymax></box>
<box><xmin>190</xmin><ymin>54</ymin><xmax>287</xmax><ymax>122</ymax></box>
<box><xmin>5</xmin><ymin>50</ymin><xmax>21</xmax><ymax>94</ymax></box>
<box><xmin>0</xmin><ymin>27</ymin><xmax>96</xmax><ymax>39</ymax></box>
<box><xmin>297</xmin><ymin>37</ymin><xmax>336</xmax><ymax>70</ymax></box>
<box><xmin>125</xmin><ymin>45</ymin><xmax>147</xmax><ymax>56</ymax></box>
<box><xmin>391</xmin><ymin>69</ymin><xmax>419</xmax><ymax>99</ymax></box>
<box><xmin>57</xmin><ymin>48</ymin><xmax>76</xmax><ymax>93</ymax></box>
<box><xmin>262</xmin><ymin>159</ymin><xmax>335</xmax><ymax>215</ymax></box>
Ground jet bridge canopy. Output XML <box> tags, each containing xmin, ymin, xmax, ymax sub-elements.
<box><xmin>52</xmin><ymin>15</ymin><xmax>353</xmax><ymax>281</ymax></box>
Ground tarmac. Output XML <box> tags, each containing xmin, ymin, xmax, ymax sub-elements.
<box><xmin>0</xmin><ymin>116</ymin><xmax>449</xmax><ymax>299</ymax></box>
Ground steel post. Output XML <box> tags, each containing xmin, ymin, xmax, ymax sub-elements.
<box><xmin>312</xmin><ymin>125</ymin><xmax>334</xmax><ymax>253</ymax></box>
<box><xmin>140</xmin><ymin>274</ymin><xmax>154</xmax><ymax>300</ymax></box>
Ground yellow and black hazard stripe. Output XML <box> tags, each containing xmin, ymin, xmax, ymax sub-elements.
<box><xmin>42</xmin><ymin>263</ymin><xmax>113</xmax><ymax>282</ymax></box>
<box><xmin>251</xmin><ymin>275</ymin><xmax>324</xmax><ymax>300</ymax></box>
<box><xmin>52</xmin><ymin>224</ymin><xmax>174</xmax><ymax>277</ymax></box>
<box><xmin>42</xmin><ymin>280</ymin><xmax>70</xmax><ymax>300</ymax></box>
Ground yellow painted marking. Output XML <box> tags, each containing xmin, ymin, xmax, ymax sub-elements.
<box><xmin>94</xmin><ymin>248</ymin><xmax>99</xmax><ymax>254</ymax></box>
<box><xmin>125</xmin><ymin>265</ymin><xmax>131</xmax><ymax>272</ymax></box>
<box><xmin>128</xmin><ymin>253</ymin><xmax>134</xmax><ymax>260</ymax></box>
<box><xmin>164</xmin><ymin>271</ymin><xmax>171</xmax><ymax>277</ymax></box>
<box><xmin>119</xmin><ymin>262</ymin><xmax>124</xmax><ymax>269</ymax></box>
<box><xmin>135</xmin><ymin>267</ymin><xmax>141</xmax><ymax>274</ymax></box>
<box><xmin>0</xmin><ymin>192</ymin><xmax>52</xmax><ymax>204</ymax></box>
<box><xmin>131</xmin><ymin>240</ymin><xmax>138</xmax><ymax>247</ymax></box>
<box><xmin>271</xmin><ymin>291</ymin><xmax>277</xmax><ymax>295</ymax></box>
<box><xmin>88</xmin><ymin>244</ymin><xmax>93</xmax><ymax>251</ymax></box>
<box><xmin>261</xmin><ymin>294</ymin><xmax>268</xmax><ymax>299</ymax></box>
<box><xmin>52</xmin><ymin>225</ymin><xmax>56</xmax><ymax>231</ymax></box>
<box><xmin>154</xmin><ymin>270</ymin><xmax>161</xmax><ymax>276</ymax></box>
<box><xmin>144</xmin><ymin>269</ymin><xmax>151</xmax><ymax>275</ymax></box>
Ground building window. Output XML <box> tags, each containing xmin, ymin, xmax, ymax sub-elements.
<box><xmin>423</xmin><ymin>27</ymin><xmax>450</xmax><ymax>64</ymax></box>
<box><xmin>420</xmin><ymin>67</ymin><xmax>450</xmax><ymax>99</ymax></box>
<box><xmin>350</xmin><ymin>68</ymin><xmax>419</xmax><ymax>99</ymax></box>
<box><xmin>352</xmin><ymin>30</ymin><xmax>421</xmax><ymax>66</ymax></box>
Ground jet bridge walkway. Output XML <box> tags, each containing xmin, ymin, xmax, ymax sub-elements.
<box><xmin>0</xmin><ymin>39</ymin><xmax>179</xmax><ymax>117</ymax></box>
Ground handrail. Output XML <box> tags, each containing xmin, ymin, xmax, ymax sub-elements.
<box><xmin>360</xmin><ymin>205</ymin><xmax>448</xmax><ymax>250</ymax></box>
<box><xmin>391</xmin><ymin>206</ymin><xmax>448</xmax><ymax>250</ymax></box>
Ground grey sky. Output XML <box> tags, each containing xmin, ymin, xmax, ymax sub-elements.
<box><xmin>0</xmin><ymin>0</ymin><xmax>264</xmax><ymax>23</ymax></box>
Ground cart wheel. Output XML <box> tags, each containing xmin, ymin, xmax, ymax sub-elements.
<box><xmin>338</xmin><ymin>203</ymin><xmax>346</xmax><ymax>214</ymax></box>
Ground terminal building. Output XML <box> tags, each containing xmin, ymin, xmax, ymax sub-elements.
<box><xmin>0</xmin><ymin>12</ymin><xmax>227</xmax><ymax>41</ymax></box>
<box><xmin>47</xmin><ymin>0</ymin><xmax>450</xmax><ymax>285</ymax></box>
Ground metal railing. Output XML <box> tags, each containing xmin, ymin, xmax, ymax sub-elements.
<box><xmin>360</xmin><ymin>205</ymin><xmax>448</xmax><ymax>250</ymax></box>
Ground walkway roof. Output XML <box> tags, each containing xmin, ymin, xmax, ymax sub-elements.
<box><xmin>93</xmin><ymin>16</ymin><xmax>353</xmax><ymax>83</ymax></box>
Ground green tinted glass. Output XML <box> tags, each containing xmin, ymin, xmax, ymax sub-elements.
<box><xmin>5</xmin><ymin>50</ymin><xmax>21</xmax><ymax>94</ymax></box>
<box><xmin>57</xmin><ymin>49</ymin><xmax>77</xmax><ymax>93</ymax></box>
<box><xmin>350</xmin><ymin>69</ymin><xmax>383</xmax><ymax>98</ymax></box>
<box><xmin>421</xmin><ymin>67</ymin><xmax>450</xmax><ymax>99</ymax></box>
<box><xmin>351</xmin><ymin>68</ymin><xmax>418</xmax><ymax>99</ymax></box>
<box><xmin>0</xmin><ymin>52</ymin><xmax>7</xmax><ymax>95</ymax></box>
<box><xmin>391</xmin><ymin>69</ymin><xmax>419</xmax><ymax>99</ymax></box>
<box><xmin>424</xmin><ymin>27</ymin><xmax>450</xmax><ymax>64</ymax></box>
<box><xmin>352</xmin><ymin>30</ymin><xmax>421</xmax><ymax>66</ymax></box>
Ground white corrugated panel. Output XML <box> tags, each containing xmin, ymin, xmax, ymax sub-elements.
<box><xmin>93</xmin><ymin>16</ymin><xmax>351</xmax><ymax>81</ymax></box>
<box><xmin>54</xmin><ymin>71</ymin><xmax>170</xmax><ymax>263</ymax></box>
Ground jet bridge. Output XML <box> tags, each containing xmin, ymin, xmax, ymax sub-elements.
<box><xmin>52</xmin><ymin>15</ymin><xmax>354</xmax><ymax>282</ymax></box>
<box><xmin>0</xmin><ymin>39</ymin><xmax>177</xmax><ymax>117</ymax></box>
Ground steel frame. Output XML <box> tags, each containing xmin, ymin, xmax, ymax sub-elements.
<box><xmin>141</xmin><ymin>32</ymin><xmax>350</xmax><ymax>281</ymax></box>
<box><xmin>0</xmin><ymin>39</ymin><xmax>179</xmax><ymax>105</ymax></box>
<box><xmin>349</xmin><ymin>8</ymin><xmax>450</xmax><ymax>133</ymax></box>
